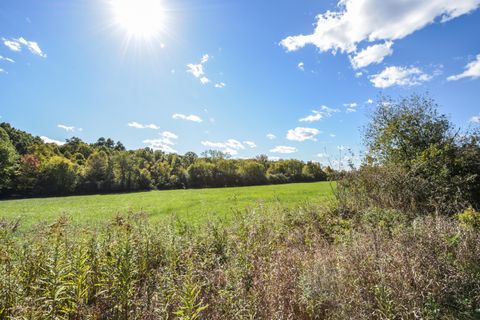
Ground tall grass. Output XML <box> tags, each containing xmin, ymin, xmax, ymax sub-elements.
<box><xmin>1</xmin><ymin>204</ymin><xmax>479</xmax><ymax>319</ymax></box>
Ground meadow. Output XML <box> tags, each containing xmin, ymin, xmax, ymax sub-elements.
<box><xmin>0</xmin><ymin>181</ymin><xmax>334</xmax><ymax>228</ymax></box>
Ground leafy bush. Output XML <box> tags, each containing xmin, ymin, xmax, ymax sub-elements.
<box><xmin>338</xmin><ymin>94</ymin><xmax>480</xmax><ymax>215</ymax></box>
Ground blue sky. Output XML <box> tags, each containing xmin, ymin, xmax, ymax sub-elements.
<box><xmin>1</xmin><ymin>0</ymin><xmax>479</xmax><ymax>168</ymax></box>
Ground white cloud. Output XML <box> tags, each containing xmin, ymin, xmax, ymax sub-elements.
<box><xmin>187</xmin><ymin>63</ymin><xmax>204</xmax><ymax>78</ymax></box>
<box><xmin>3</xmin><ymin>39</ymin><xmax>21</xmax><ymax>52</ymax></box>
<box><xmin>287</xmin><ymin>127</ymin><xmax>321</xmax><ymax>142</ymax></box>
<box><xmin>330</xmin><ymin>133</ymin><xmax>336</xmax><ymax>138</ymax></box>
<box><xmin>243</xmin><ymin>141</ymin><xmax>257</xmax><ymax>148</ymax></box>
<box><xmin>280</xmin><ymin>0</ymin><xmax>479</xmax><ymax>66</ymax></box>
<box><xmin>0</xmin><ymin>68</ymin><xmax>6</xmax><ymax>74</ymax></box>
<box><xmin>0</xmin><ymin>55</ymin><xmax>14</xmax><ymax>63</ymax></box>
<box><xmin>344</xmin><ymin>102</ymin><xmax>358</xmax><ymax>113</ymax></box>
<box><xmin>41</xmin><ymin>136</ymin><xmax>64</xmax><ymax>146</ymax></box>
<box><xmin>187</xmin><ymin>53</ymin><xmax>223</xmax><ymax>86</ymax></box>
<box><xmin>58</xmin><ymin>124</ymin><xmax>75</xmax><ymax>132</ymax></box>
<box><xmin>370</xmin><ymin>66</ymin><xmax>432</xmax><ymax>88</ymax></box>
<box><xmin>3</xmin><ymin>37</ymin><xmax>46</xmax><ymax>58</ymax></box>
<box><xmin>366</xmin><ymin>98</ymin><xmax>374</xmax><ymax>104</ymax></box>
<box><xmin>201</xmin><ymin>139</ymin><xmax>246</xmax><ymax>155</ymax></box>
<box><xmin>299</xmin><ymin>105</ymin><xmax>340</xmax><ymax>122</ymax></box>
<box><xmin>128</xmin><ymin>122</ymin><xmax>160</xmax><ymax>129</ymax></box>
<box><xmin>172</xmin><ymin>113</ymin><xmax>203</xmax><ymax>123</ymax></box>
<box><xmin>355</xmin><ymin>71</ymin><xmax>363</xmax><ymax>78</ymax></box>
<box><xmin>269</xmin><ymin>156</ymin><xmax>281</xmax><ymax>161</ymax></box>
<box><xmin>297</xmin><ymin>62</ymin><xmax>305</xmax><ymax>71</ymax></box>
<box><xmin>270</xmin><ymin>146</ymin><xmax>298</xmax><ymax>154</ymax></box>
<box><xmin>470</xmin><ymin>115</ymin><xmax>480</xmax><ymax>123</ymax></box>
<box><xmin>349</xmin><ymin>41</ymin><xmax>393</xmax><ymax>69</ymax></box>
<box><xmin>317</xmin><ymin>153</ymin><xmax>329</xmax><ymax>158</ymax></box>
<box><xmin>447</xmin><ymin>54</ymin><xmax>480</xmax><ymax>81</ymax></box>
<box><xmin>266</xmin><ymin>133</ymin><xmax>276</xmax><ymax>140</ymax></box>
<box><xmin>143</xmin><ymin>131</ymin><xmax>179</xmax><ymax>153</ymax></box>
<box><xmin>17</xmin><ymin>37</ymin><xmax>47</xmax><ymax>58</ymax></box>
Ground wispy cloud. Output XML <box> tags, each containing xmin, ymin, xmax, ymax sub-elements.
<box><xmin>58</xmin><ymin>124</ymin><xmax>82</xmax><ymax>132</ymax></box>
<box><xmin>243</xmin><ymin>141</ymin><xmax>257</xmax><ymax>148</ymax></box>
<box><xmin>286</xmin><ymin>127</ymin><xmax>321</xmax><ymax>142</ymax></box>
<box><xmin>214</xmin><ymin>82</ymin><xmax>226</xmax><ymax>88</ymax></box>
<box><xmin>172</xmin><ymin>113</ymin><xmax>203</xmax><ymax>123</ymax></box>
<box><xmin>344</xmin><ymin>102</ymin><xmax>358</xmax><ymax>113</ymax></box>
<box><xmin>3</xmin><ymin>37</ymin><xmax>47</xmax><ymax>58</ymax></box>
<box><xmin>201</xmin><ymin>139</ymin><xmax>246</xmax><ymax>155</ymax></box>
<box><xmin>0</xmin><ymin>55</ymin><xmax>14</xmax><ymax>63</ymax></box>
<box><xmin>270</xmin><ymin>146</ymin><xmax>298</xmax><ymax>154</ymax></box>
<box><xmin>299</xmin><ymin>105</ymin><xmax>339</xmax><ymax>123</ymax></box>
<box><xmin>297</xmin><ymin>62</ymin><xmax>305</xmax><ymax>71</ymax></box>
<box><xmin>127</xmin><ymin>122</ymin><xmax>160</xmax><ymax>129</ymax></box>
<box><xmin>266</xmin><ymin>133</ymin><xmax>276</xmax><ymax>140</ymax></box>
<box><xmin>143</xmin><ymin>131</ymin><xmax>178</xmax><ymax>153</ymax></box>
<box><xmin>447</xmin><ymin>54</ymin><xmax>480</xmax><ymax>81</ymax></box>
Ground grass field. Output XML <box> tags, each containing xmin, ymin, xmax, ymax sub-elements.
<box><xmin>0</xmin><ymin>181</ymin><xmax>335</xmax><ymax>228</ymax></box>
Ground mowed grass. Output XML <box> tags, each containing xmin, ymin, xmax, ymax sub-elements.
<box><xmin>0</xmin><ymin>182</ymin><xmax>335</xmax><ymax>228</ymax></box>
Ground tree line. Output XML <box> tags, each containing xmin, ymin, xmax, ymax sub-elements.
<box><xmin>0</xmin><ymin>123</ymin><xmax>332</xmax><ymax>198</ymax></box>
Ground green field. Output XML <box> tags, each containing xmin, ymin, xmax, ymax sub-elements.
<box><xmin>0</xmin><ymin>182</ymin><xmax>335</xmax><ymax>228</ymax></box>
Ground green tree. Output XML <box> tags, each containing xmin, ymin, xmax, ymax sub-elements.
<box><xmin>365</xmin><ymin>94</ymin><xmax>451</xmax><ymax>167</ymax></box>
<box><xmin>39</xmin><ymin>156</ymin><xmax>77</xmax><ymax>195</ymax></box>
<box><xmin>302</xmin><ymin>161</ymin><xmax>327</xmax><ymax>181</ymax></box>
<box><xmin>84</xmin><ymin>151</ymin><xmax>111</xmax><ymax>191</ymax></box>
<box><xmin>237</xmin><ymin>160</ymin><xmax>266</xmax><ymax>185</ymax></box>
<box><xmin>15</xmin><ymin>154</ymin><xmax>41</xmax><ymax>194</ymax></box>
<box><xmin>0</xmin><ymin>127</ymin><xmax>18</xmax><ymax>193</ymax></box>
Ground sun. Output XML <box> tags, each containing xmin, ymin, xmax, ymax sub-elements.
<box><xmin>111</xmin><ymin>0</ymin><xmax>166</xmax><ymax>40</ymax></box>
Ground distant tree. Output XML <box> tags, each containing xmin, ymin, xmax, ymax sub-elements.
<box><xmin>84</xmin><ymin>151</ymin><xmax>110</xmax><ymax>191</ymax></box>
<box><xmin>187</xmin><ymin>161</ymin><xmax>215</xmax><ymax>187</ymax></box>
<box><xmin>150</xmin><ymin>160</ymin><xmax>171</xmax><ymax>189</ymax></box>
<box><xmin>15</xmin><ymin>154</ymin><xmax>41</xmax><ymax>194</ymax></box>
<box><xmin>201</xmin><ymin>150</ymin><xmax>230</xmax><ymax>160</ymax></box>
<box><xmin>183</xmin><ymin>152</ymin><xmax>198</xmax><ymax>167</ymax></box>
<box><xmin>0</xmin><ymin>127</ymin><xmax>18</xmax><ymax>193</ymax></box>
<box><xmin>39</xmin><ymin>156</ymin><xmax>77</xmax><ymax>195</ymax></box>
<box><xmin>268</xmin><ymin>159</ymin><xmax>304</xmax><ymax>182</ymax></box>
<box><xmin>237</xmin><ymin>160</ymin><xmax>266</xmax><ymax>185</ymax></box>
<box><xmin>0</xmin><ymin>122</ymin><xmax>42</xmax><ymax>154</ymax></box>
<box><xmin>61</xmin><ymin>137</ymin><xmax>93</xmax><ymax>159</ymax></box>
<box><xmin>214</xmin><ymin>159</ymin><xmax>238</xmax><ymax>186</ymax></box>
<box><xmin>302</xmin><ymin>161</ymin><xmax>327</xmax><ymax>181</ymax></box>
<box><xmin>137</xmin><ymin>168</ymin><xmax>152</xmax><ymax>190</ymax></box>
<box><xmin>114</xmin><ymin>141</ymin><xmax>126</xmax><ymax>151</ymax></box>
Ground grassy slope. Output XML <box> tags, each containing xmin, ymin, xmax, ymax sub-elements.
<box><xmin>0</xmin><ymin>181</ymin><xmax>335</xmax><ymax>228</ymax></box>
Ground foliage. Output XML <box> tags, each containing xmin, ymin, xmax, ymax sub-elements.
<box><xmin>0</xmin><ymin>205</ymin><xmax>478</xmax><ymax>319</ymax></box>
<box><xmin>0</xmin><ymin>124</ymin><xmax>329</xmax><ymax>198</ymax></box>
<box><xmin>340</xmin><ymin>94</ymin><xmax>480</xmax><ymax>215</ymax></box>
<box><xmin>39</xmin><ymin>156</ymin><xmax>77</xmax><ymax>195</ymax></box>
<box><xmin>0</xmin><ymin>128</ymin><xmax>18</xmax><ymax>193</ymax></box>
